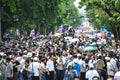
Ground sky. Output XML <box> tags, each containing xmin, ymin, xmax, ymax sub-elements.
<box><xmin>74</xmin><ymin>0</ymin><xmax>86</xmax><ymax>16</ymax></box>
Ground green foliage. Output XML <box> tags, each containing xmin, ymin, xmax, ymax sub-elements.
<box><xmin>79</xmin><ymin>0</ymin><xmax>120</xmax><ymax>39</ymax></box>
<box><xmin>0</xmin><ymin>0</ymin><xmax>81</xmax><ymax>36</ymax></box>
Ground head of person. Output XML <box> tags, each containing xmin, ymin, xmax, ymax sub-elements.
<box><xmin>77</xmin><ymin>54</ymin><xmax>81</xmax><ymax>59</ymax></box>
<box><xmin>25</xmin><ymin>59</ymin><xmax>30</xmax><ymax>65</ymax></box>
<box><xmin>49</xmin><ymin>54</ymin><xmax>54</xmax><ymax>60</ymax></box>
<box><xmin>6</xmin><ymin>57</ymin><xmax>11</xmax><ymax>63</ymax></box>
<box><xmin>33</xmin><ymin>57</ymin><xmax>38</xmax><ymax>62</ymax></box>
<box><xmin>92</xmin><ymin>76</ymin><xmax>99</xmax><ymax>80</ymax></box>
<box><xmin>105</xmin><ymin>57</ymin><xmax>111</xmax><ymax>62</ymax></box>
<box><xmin>82</xmin><ymin>56</ymin><xmax>85</xmax><ymax>60</ymax></box>
<box><xmin>91</xmin><ymin>55</ymin><xmax>95</xmax><ymax>60</ymax></box>
<box><xmin>41</xmin><ymin>58</ymin><xmax>46</xmax><ymax>63</ymax></box>
<box><xmin>107</xmin><ymin>76</ymin><xmax>114</xmax><ymax>80</ymax></box>
<box><xmin>98</xmin><ymin>55</ymin><xmax>102</xmax><ymax>59</ymax></box>
<box><xmin>67</xmin><ymin>62</ymin><xmax>73</xmax><ymax>70</ymax></box>
<box><xmin>69</xmin><ymin>55</ymin><xmax>73</xmax><ymax>61</ymax></box>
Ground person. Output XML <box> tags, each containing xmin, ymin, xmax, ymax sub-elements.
<box><xmin>40</xmin><ymin>58</ymin><xmax>47</xmax><ymax>80</ymax></box>
<box><xmin>22</xmin><ymin>59</ymin><xmax>30</xmax><ymax>80</ymax></box>
<box><xmin>110</xmin><ymin>53</ymin><xmax>118</xmax><ymax>73</ymax></box>
<box><xmin>5</xmin><ymin>57</ymin><xmax>13</xmax><ymax>80</ymax></box>
<box><xmin>114</xmin><ymin>70</ymin><xmax>120</xmax><ymax>80</ymax></box>
<box><xmin>13</xmin><ymin>59</ymin><xmax>20</xmax><ymax>80</ymax></box>
<box><xmin>107</xmin><ymin>76</ymin><xmax>114</xmax><ymax>80</ymax></box>
<box><xmin>31</xmin><ymin>57</ymin><xmax>41</xmax><ymax>80</ymax></box>
<box><xmin>15</xmin><ymin>53</ymin><xmax>24</xmax><ymax>80</ymax></box>
<box><xmin>46</xmin><ymin>54</ymin><xmax>56</xmax><ymax>80</ymax></box>
<box><xmin>0</xmin><ymin>55</ymin><xmax>6</xmax><ymax>80</ymax></box>
<box><xmin>106</xmin><ymin>57</ymin><xmax>115</xmax><ymax>77</ymax></box>
<box><xmin>92</xmin><ymin>76</ymin><xmax>100</xmax><ymax>80</ymax></box>
<box><xmin>86</xmin><ymin>64</ymin><xmax>99</xmax><ymax>80</ymax></box>
<box><xmin>63</xmin><ymin>62</ymin><xmax>78</xmax><ymax>80</ymax></box>
<box><xmin>56</xmin><ymin>54</ymin><xmax>64</xmax><ymax>80</ymax></box>
<box><xmin>96</xmin><ymin>55</ymin><xmax>105</xmax><ymax>80</ymax></box>
<box><xmin>88</xmin><ymin>55</ymin><xmax>97</xmax><ymax>68</ymax></box>
<box><xmin>79</xmin><ymin>56</ymin><xmax>86</xmax><ymax>80</ymax></box>
<box><xmin>20</xmin><ymin>55</ymin><xmax>28</xmax><ymax>80</ymax></box>
<box><xmin>73</xmin><ymin>54</ymin><xmax>81</xmax><ymax>78</ymax></box>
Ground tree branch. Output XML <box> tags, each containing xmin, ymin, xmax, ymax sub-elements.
<box><xmin>93</xmin><ymin>2</ymin><xmax>113</xmax><ymax>17</ymax></box>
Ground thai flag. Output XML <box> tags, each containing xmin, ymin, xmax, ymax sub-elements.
<box><xmin>30</xmin><ymin>29</ymin><xmax>35</xmax><ymax>37</ymax></box>
<box><xmin>79</xmin><ymin>24</ymin><xmax>84</xmax><ymax>31</ymax></box>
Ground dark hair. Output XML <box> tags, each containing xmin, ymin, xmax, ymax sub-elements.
<box><xmin>98</xmin><ymin>56</ymin><xmax>102</xmax><ymax>59</ymax></box>
<box><xmin>68</xmin><ymin>65</ymin><xmax>73</xmax><ymax>70</ymax></box>
<box><xmin>92</xmin><ymin>76</ymin><xmax>99</xmax><ymax>80</ymax></box>
<box><xmin>6</xmin><ymin>57</ymin><xmax>11</xmax><ymax>61</ymax></box>
<box><xmin>82</xmin><ymin>56</ymin><xmax>85</xmax><ymax>60</ymax></box>
<box><xmin>107</xmin><ymin>76</ymin><xmax>114</xmax><ymax>80</ymax></box>
<box><xmin>25</xmin><ymin>59</ymin><xmax>30</xmax><ymax>64</ymax></box>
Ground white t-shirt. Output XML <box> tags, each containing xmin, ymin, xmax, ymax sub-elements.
<box><xmin>40</xmin><ymin>62</ymin><xmax>45</xmax><ymax>69</ymax></box>
<box><xmin>5</xmin><ymin>62</ymin><xmax>13</xmax><ymax>77</ymax></box>
<box><xmin>46</xmin><ymin>59</ymin><xmax>54</xmax><ymax>71</ymax></box>
<box><xmin>114</xmin><ymin>71</ymin><xmax>120</xmax><ymax>80</ymax></box>
<box><xmin>110</xmin><ymin>58</ymin><xmax>118</xmax><ymax>72</ymax></box>
<box><xmin>86</xmin><ymin>70</ymin><xmax>99</xmax><ymax>80</ymax></box>
<box><xmin>107</xmin><ymin>62</ymin><xmax>115</xmax><ymax>76</ymax></box>
<box><xmin>29</xmin><ymin>62</ymin><xmax>40</xmax><ymax>76</ymax></box>
<box><xmin>78</xmin><ymin>59</ymin><xmax>86</xmax><ymax>72</ymax></box>
<box><xmin>88</xmin><ymin>59</ymin><xmax>96</xmax><ymax>68</ymax></box>
<box><xmin>102</xmin><ymin>39</ymin><xmax>106</xmax><ymax>45</ymax></box>
<box><xmin>40</xmin><ymin>62</ymin><xmax>46</xmax><ymax>72</ymax></box>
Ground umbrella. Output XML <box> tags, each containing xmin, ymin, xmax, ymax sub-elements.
<box><xmin>84</xmin><ymin>46</ymin><xmax>96</xmax><ymax>51</ymax></box>
<box><xmin>71</xmin><ymin>38</ymin><xmax>79</xmax><ymax>43</ymax></box>
<box><xmin>64</xmin><ymin>36</ymin><xmax>72</xmax><ymax>41</ymax></box>
<box><xmin>84</xmin><ymin>25</ymin><xmax>91</xmax><ymax>30</ymax></box>
<box><xmin>90</xmin><ymin>42</ymin><xmax>102</xmax><ymax>47</ymax></box>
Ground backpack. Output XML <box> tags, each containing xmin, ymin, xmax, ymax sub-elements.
<box><xmin>72</xmin><ymin>62</ymin><xmax>81</xmax><ymax>76</ymax></box>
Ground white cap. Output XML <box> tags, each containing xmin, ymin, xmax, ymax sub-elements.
<box><xmin>33</xmin><ymin>57</ymin><xmax>38</xmax><ymax>61</ymax></box>
<box><xmin>27</xmin><ymin>52</ymin><xmax>32</xmax><ymax>57</ymax></box>
<box><xmin>77</xmin><ymin>54</ymin><xmax>81</xmax><ymax>57</ymax></box>
<box><xmin>105</xmin><ymin>57</ymin><xmax>110</xmax><ymax>61</ymax></box>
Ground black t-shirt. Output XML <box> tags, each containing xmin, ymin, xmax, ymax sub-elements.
<box><xmin>13</xmin><ymin>60</ymin><xmax>20</xmax><ymax>72</ymax></box>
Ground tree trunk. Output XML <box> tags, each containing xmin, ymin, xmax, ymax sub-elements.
<box><xmin>0</xmin><ymin>16</ymin><xmax>1</xmax><ymax>41</ymax></box>
<box><xmin>118</xmin><ymin>28</ymin><xmax>120</xmax><ymax>40</ymax></box>
<box><xmin>44</xmin><ymin>25</ymin><xmax>46</xmax><ymax>35</ymax></box>
<box><xmin>115</xmin><ymin>28</ymin><xmax>120</xmax><ymax>40</ymax></box>
<box><xmin>37</xmin><ymin>23</ymin><xmax>40</xmax><ymax>35</ymax></box>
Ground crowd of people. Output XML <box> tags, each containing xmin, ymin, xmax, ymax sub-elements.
<box><xmin>0</xmin><ymin>28</ymin><xmax>120</xmax><ymax>80</ymax></box>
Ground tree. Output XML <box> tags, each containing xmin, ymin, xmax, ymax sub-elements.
<box><xmin>0</xmin><ymin>0</ymin><xmax>81</xmax><ymax>39</ymax></box>
<box><xmin>0</xmin><ymin>0</ymin><xmax>18</xmax><ymax>41</ymax></box>
<box><xmin>79</xmin><ymin>0</ymin><xmax>120</xmax><ymax>39</ymax></box>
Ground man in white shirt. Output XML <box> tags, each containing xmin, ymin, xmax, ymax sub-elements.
<box><xmin>86</xmin><ymin>64</ymin><xmax>99</xmax><ymax>80</ymax></box>
<box><xmin>46</xmin><ymin>54</ymin><xmax>55</xmax><ymax>80</ymax></box>
<box><xmin>106</xmin><ymin>57</ymin><xmax>115</xmax><ymax>77</ymax></box>
<box><xmin>114</xmin><ymin>71</ymin><xmax>120</xmax><ymax>80</ymax></box>
<box><xmin>30</xmin><ymin>57</ymin><xmax>41</xmax><ymax>80</ymax></box>
<box><xmin>79</xmin><ymin>56</ymin><xmax>86</xmax><ymax>80</ymax></box>
<box><xmin>15</xmin><ymin>53</ymin><xmax>24</xmax><ymax>80</ymax></box>
<box><xmin>110</xmin><ymin>54</ymin><xmax>118</xmax><ymax>72</ymax></box>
